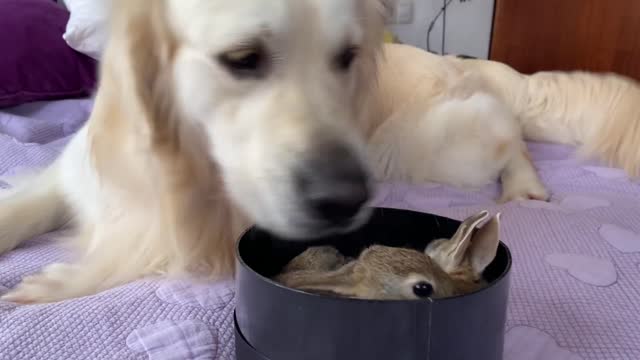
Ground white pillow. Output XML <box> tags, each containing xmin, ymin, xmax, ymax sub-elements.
<box><xmin>60</xmin><ymin>0</ymin><xmax>111</xmax><ymax>60</ymax></box>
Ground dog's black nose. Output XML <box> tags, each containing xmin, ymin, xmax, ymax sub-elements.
<box><xmin>296</xmin><ymin>144</ymin><xmax>371</xmax><ymax>226</ymax></box>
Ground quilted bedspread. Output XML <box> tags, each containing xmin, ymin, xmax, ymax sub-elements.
<box><xmin>1</xmin><ymin>99</ymin><xmax>639</xmax><ymax>360</ymax></box>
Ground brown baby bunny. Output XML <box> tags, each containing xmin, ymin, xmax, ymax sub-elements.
<box><xmin>275</xmin><ymin>210</ymin><xmax>501</xmax><ymax>300</ymax></box>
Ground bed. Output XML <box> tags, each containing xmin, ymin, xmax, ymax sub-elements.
<box><xmin>1</xmin><ymin>98</ymin><xmax>639</xmax><ymax>360</ymax></box>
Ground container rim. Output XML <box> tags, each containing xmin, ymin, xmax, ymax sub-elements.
<box><xmin>236</xmin><ymin>207</ymin><xmax>512</xmax><ymax>304</ymax></box>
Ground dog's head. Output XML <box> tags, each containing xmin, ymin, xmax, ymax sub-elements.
<box><xmin>109</xmin><ymin>0</ymin><xmax>392</xmax><ymax>239</ymax></box>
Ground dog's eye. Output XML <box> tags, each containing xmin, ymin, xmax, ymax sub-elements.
<box><xmin>334</xmin><ymin>46</ymin><xmax>359</xmax><ymax>71</ymax></box>
<box><xmin>412</xmin><ymin>281</ymin><xmax>434</xmax><ymax>298</ymax></box>
<box><xmin>218</xmin><ymin>47</ymin><xmax>266</xmax><ymax>78</ymax></box>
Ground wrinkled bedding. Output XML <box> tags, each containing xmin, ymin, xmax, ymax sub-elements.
<box><xmin>1</xmin><ymin>99</ymin><xmax>639</xmax><ymax>359</ymax></box>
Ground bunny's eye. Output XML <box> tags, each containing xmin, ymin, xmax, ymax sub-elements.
<box><xmin>412</xmin><ymin>282</ymin><xmax>434</xmax><ymax>298</ymax></box>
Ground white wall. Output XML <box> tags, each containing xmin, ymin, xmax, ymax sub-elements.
<box><xmin>389</xmin><ymin>0</ymin><xmax>495</xmax><ymax>59</ymax></box>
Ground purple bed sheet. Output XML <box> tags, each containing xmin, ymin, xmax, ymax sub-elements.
<box><xmin>0</xmin><ymin>99</ymin><xmax>639</xmax><ymax>360</ymax></box>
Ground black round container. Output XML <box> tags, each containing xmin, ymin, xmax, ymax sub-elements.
<box><xmin>235</xmin><ymin>207</ymin><xmax>512</xmax><ymax>360</ymax></box>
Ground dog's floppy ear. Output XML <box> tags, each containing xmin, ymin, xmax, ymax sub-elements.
<box><xmin>360</xmin><ymin>0</ymin><xmax>396</xmax><ymax>43</ymax></box>
<box><xmin>354</xmin><ymin>0</ymin><xmax>395</xmax><ymax>109</ymax></box>
<box><xmin>123</xmin><ymin>2</ymin><xmax>179</xmax><ymax>149</ymax></box>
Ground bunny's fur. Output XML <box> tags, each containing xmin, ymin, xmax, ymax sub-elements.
<box><xmin>277</xmin><ymin>211</ymin><xmax>501</xmax><ymax>300</ymax></box>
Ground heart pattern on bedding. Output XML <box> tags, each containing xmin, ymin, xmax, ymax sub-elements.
<box><xmin>156</xmin><ymin>279</ymin><xmax>235</xmax><ymax>310</ymax></box>
<box><xmin>127</xmin><ymin>320</ymin><xmax>218</xmax><ymax>360</ymax></box>
<box><xmin>519</xmin><ymin>200</ymin><xmax>566</xmax><ymax>211</ymax></box>
<box><xmin>518</xmin><ymin>195</ymin><xmax>611</xmax><ymax>212</ymax></box>
<box><xmin>599</xmin><ymin>224</ymin><xmax>640</xmax><ymax>253</ymax></box>
<box><xmin>504</xmin><ymin>326</ymin><xmax>583</xmax><ymax>360</ymax></box>
<box><xmin>582</xmin><ymin>166</ymin><xmax>628</xmax><ymax>180</ymax></box>
<box><xmin>545</xmin><ymin>254</ymin><xmax>617</xmax><ymax>287</ymax></box>
<box><xmin>559</xmin><ymin>195</ymin><xmax>611</xmax><ymax>211</ymax></box>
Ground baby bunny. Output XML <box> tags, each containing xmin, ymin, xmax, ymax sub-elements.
<box><xmin>275</xmin><ymin>210</ymin><xmax>501</xmax><ymax>300</ymax></box>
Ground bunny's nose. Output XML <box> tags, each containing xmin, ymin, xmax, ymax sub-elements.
<box><xmin>296</xmin><ymin>143</ymin><xmax>371</xmax><ymax>226</ymax></box>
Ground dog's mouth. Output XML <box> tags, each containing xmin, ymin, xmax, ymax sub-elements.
<box><xmin>286</xmin><ymin>142</ymin><xmax>373</xmax><ymax>239</ymax></box>
<box><xmin>270</xmin><ymin>199</ymin><xmax>374</xmax><ymax>241</ymax></box>
<box><xmin>230</xmin><ymin>140</ymin><xmax>375</xmax><ymax>241</ymax></box>
<box><xmin>313</xmin><ymin>205</ymin><xmax>373</xmax><ymax>236</ymax></box>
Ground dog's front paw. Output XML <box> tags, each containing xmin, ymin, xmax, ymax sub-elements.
<box><xmin>0</xmin><ymin>263</ymin><xmax>79</xmax><ymax>304</ymax></box>
<box><xmin>1</xmin><ymin>277</ymin><xmax>59</xmax><ymax>304</ymax></box>
<box><xmin>499</xmin><ymin>181</ymin><xmax>550</xmax><ymax>203</ymax></box>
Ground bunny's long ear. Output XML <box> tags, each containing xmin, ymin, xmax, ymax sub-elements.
<box><xmin>468</xmin><ymin>213</ymin><xmax>501</xmax><ymax>275</ymax></box>
<box><xmin>447</xmin><ymin>210</ymin><xmax>490</xmax><ymax>266</ymax></box>
<box><xmin>286</xmin><ymin>262</ymin><xmax>362</xmax><ymax>298</ymax></box>
<box><xmin>427</xmin><ymin>210</ymin><xmax>489</xmax><ymax>273</ymax></box>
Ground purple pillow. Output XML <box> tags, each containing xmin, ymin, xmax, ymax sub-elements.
<box><xmin>0</xmin><ymin>0</ymin><xmax>97</xmax><ymax>108</ymax></box>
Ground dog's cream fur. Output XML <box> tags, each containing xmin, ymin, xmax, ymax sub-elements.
<box><xmin>1</xmin><ymin>0</ymin><xmax>639</xmax><ymax>304</ymax></box>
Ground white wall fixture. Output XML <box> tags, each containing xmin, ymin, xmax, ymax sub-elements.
<box><xmin>388</xmin><ymin>0</ymin><xmax>495</xmax><ymax>59</ymax></box>
<box><xmin>388</xmin><ymin>0</ymin><xmax>415</xmax><ymax>25</ymax></box>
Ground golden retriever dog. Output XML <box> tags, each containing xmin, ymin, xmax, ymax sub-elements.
<box><xmin>366</xmin><ymin>43</ymin><xmax>640</xmax><ymax>196</ymax></box>
<box><xmin>0</xmin><ymin>0</ymin><xmax>639</xmax><ymax>304</ymax></box>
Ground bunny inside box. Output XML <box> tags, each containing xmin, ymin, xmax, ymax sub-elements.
<box><xmin>234</xmin><ymin>207</ymin><xmax>512</xmax><ymax>360</ymax></box>
<box><xmin>276</xmin><ymin>210</ymin><xmax>501</xmax><ymax>300</ymax></box>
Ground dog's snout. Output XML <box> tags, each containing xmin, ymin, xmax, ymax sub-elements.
<box><xmin>296</xmin><ymin>144</ymin><xmax>370</xmax><ymax>226</ymax></box>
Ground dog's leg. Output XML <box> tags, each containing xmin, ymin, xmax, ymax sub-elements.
<box><xmin>499</xmin><ymin>144</ymin><xmax>549</xmax><ymax>203</ymax></box>
<box><xmin>369</xmin><ymin>90</ymin><xmax>550</xmax><ymax>203</ymax></box>
<box><xmin>0</xmin><ymin>218</ymin><xmax>167</xmax><ymax>304</ymax></box>
<box><xmin>0</xmin><ymin>165</ymin><xmax>68</xmax><ymax>255</ymax></box>
<box><xmin>1</xmin><ymin>229</ymin><xmax>106</xmax><ymax>304</ymax></box>
<box><xmin>0</xmin><ymin>124</ymin><xmax>99</xmax><ymax>256</ymax></box>
<box><xmin>369</xmin><ymin>93</ymin><xmax>515</xmax><ymax>188</ymax></box>
<box><xmin>1</xmin><ymin>262</ymin><xmax>87</xmax><ymax>304</ymax></box>
<box><xmin>1</xmin><ymin>255</ymin><xmax>145</xmax><ymax>305</ymax></box>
